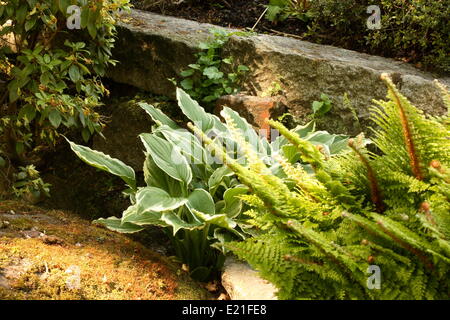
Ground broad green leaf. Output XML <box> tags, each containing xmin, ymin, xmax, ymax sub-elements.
<box><xmin>138</xmin><ymin>102</ymin><xmax>178</xmax><ymax>129</ymax></box>
<box><xmin>203</xmin><ymin>66</ymin><xmax>223</xmax><ymax>80</ymax></box>
<box><xmin>161</xmin><ymin>211</ymin><xmax>203</xmax><ymax>235</ymax></box>
<box><xmin>66</xmin><ymin>138</ymin><xmax>136</xmax><ymax>189</ymax></box>
<box><xmin>190</xmin><ymin>209</ymin><xmax>242</xmax><ymax>238</ymax></box>
<box><xmin>48</xmin><ymin>109</ymin><xmax>62</xmax><ymax>128</ymax></box>
<box><xmin>120</xmin><ymin>203</ymin><xmax>168</xmax><ymax>227</ymax></box>
<box><xmin>156</xmin><ymin>126</ymin><xmax>207</xmax><ymax>165</ymax></box>
<box><xmin>127</xmin><ymin>187</ymin><xmax>187</xmax><ymax>216</ymax></box>
<box><xmin>187</xmin><ymin>189</ymin><xmax>215</xmax><ymax>215</ymax></box>
<box><xmin>208</xmin><ymin>165</ymin><xmax>234</xmax><ymax>190</ymax></box>
<box><xmin>220</xmin><ymin>106</ymin><xmax>268</xmax><ymax>156</ymax></box>
<box><xmin>176</xmin><ymin>88</ymin><xmax>226</xmax><ymax>133</ymax></box>
<box><xmin>222</xmin><ymin>186</ymin><xmax>248</xmax><ymax>218</ymax></box>
<box><xmin>94</xmin><ymin>217</ymin><xmax>144</xmax><ymax>234</ymax></box>
<box><xmin>180</xmin><ymin>78</ymin><xmax>193</xmax><ymax>90</ymax></box>
<box><xmin>68</xmin><ymin>65</ymin><xmax>80</xmax><ymax>82</ymax></box>
<box><xmin>140</xmin><ymin>133</ymin><xmax>192</xmax><ymax>185</ymax></box>
<box><xmin>143</xmin><ymin>155</ymin><xmax>184</xmax><ymax>197</ymax></box>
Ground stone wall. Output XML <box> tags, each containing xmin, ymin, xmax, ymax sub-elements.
<box><xmin>106</xmin><ymin>9</ymin><xmax>449</xmax><ymax>137</ymax></box>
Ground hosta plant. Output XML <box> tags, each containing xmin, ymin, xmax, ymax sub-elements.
<box><xmin>189</xmin><ymin>75</ymin><xmax>450</xmax><ymax>299</ymax></box>
<box><xmin>67</xmin><ymin>88</ymin><xmax>349</xmax><ymax>281</ymax></box>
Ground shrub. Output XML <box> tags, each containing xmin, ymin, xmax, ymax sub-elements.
<box><xmin>67</xmin><ymin>87</ymin><xmax>349</xmax><ymax>281</ymax></box>
<box><xmin>266</xmin><ymin>0</ymin><xmax>449</xmax><ymax>73</ymax></box>
<box><xmin>0</xmin><ymin>0</ymin><xmax>130</xmax><ymax>195</ymax></box>
<box><xmin>189</xmin><ymin>75</ymin><xmax>450</xmax><ymax>299</ymax></box>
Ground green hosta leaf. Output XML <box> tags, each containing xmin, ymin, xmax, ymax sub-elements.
<box><xmin>94</xmin><ymin>217</ymin><xmax>144</xmax><ymax>234</ymax></box>
<box><xmin>220</xmin><ymin>107</ymin><xmax>269</xmax><ymax>156</ymax></box>
<box><xmin>208</xmin><ymin>166</ymin><xmax>234</xmax><ymax>190</ymax></box>
<box><xmin>161</xmin><ymin>211</ymin><xmax>203</xmax><ymax>235</ymax></box>
<box><xmin>140</xmin><ymin>133</ymin><xmax>192</xmax><ymax>185</ymax></box>
<box><xmin>222</xmin><ymin>186</ymin><xmax>248</xmax><ymax>218</ymax></box>
<box><xmin>176</xmin><ymin>88</ymin><xmax>226</xmax><ymax>133</ymax></box>
<box><xmin>66</xmin><ymin>138</ymin><xmax>136</xmax><ymax>189</ymax></box>
<box><xmin>143</xmin><ymin>155</ymin><xmax>184</xmax><ymax>197</ymax></box>
<box><xmin>190</xmin><ymin>209</ymin><xmax>243</xmax><ymax>238</ymax></box>
<box><xmin>187</xmin><ymin>189</ymin><xmax>215</xmax><ymax>215</ymax></box>
<box><xmin>138</xmin><ymin>102</ymin><xmax>178</xmax><ymax>129</ymax></box>
<box><xmin>130</xmin><ymin>186</ymin><xmax>187</xmax><ymax>214</ymax></box>
<box><xmin>156</xmin><ymin>126</ymin><xmax>207</xmax><ymax>165</ymax></box>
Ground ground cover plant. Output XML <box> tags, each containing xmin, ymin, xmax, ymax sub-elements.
<box><xmin>189</xmin><ymin>75</ymin><xmax>450</xmax><ymax>299</ymax></box>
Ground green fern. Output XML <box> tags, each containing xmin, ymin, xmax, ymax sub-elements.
<box><xmin>190</xmin><ymin>74</ymin><xmax>450</xmax><ymax>299</ymax></box>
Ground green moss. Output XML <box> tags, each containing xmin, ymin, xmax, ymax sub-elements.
<box><xmin>0</xmin><ymin>201</ymin><xmax>211</xmax><ymax>300</ymax></box>
<box><xmin>6</xmin><ymin>217</ymin><xmax>34</xmax><ymax>230</ymax></box>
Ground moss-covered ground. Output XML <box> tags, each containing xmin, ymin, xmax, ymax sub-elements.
<box><xmin>0</xmin><ymin>201</ymin><xmax>210</xmax><ymax>300</ymax></box>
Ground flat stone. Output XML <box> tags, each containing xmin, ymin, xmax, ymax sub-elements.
<box><xmin>221</xmin><ymin>256</ymin><xmax>277</xmax><ymax>300</ymax></box>
<box><xmin>107</xmin><ymin>10</ymin><xmax>449</xmax><ymax>136</ymax></box>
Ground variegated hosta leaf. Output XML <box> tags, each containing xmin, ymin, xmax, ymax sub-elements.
<box><xmin>208</xmin><ymin>165</ymin><xmax>234</xmax><ymax>191</ymax></box>
<box><xmin>122</xmin><ymin>187</ymin><xmax>187</xmax><ymax>224</ymax></box>
<box><xmin>155</xmin><ymin>125</ymin><xmax>208</xmax><ymax>166</ymax></box>
<box><xmin>94</xmin><ymin>217</ymin><xmax>144</xmax><ymax>233</ymax></box>
<box><xmin>140</xmin><ymin>133</ymin><xmax>192</xmax><ymax>185</ymax></box>
<box><xmin>161</xmin><ymin>211</ymin><xmax>203</xmax><ymax>235</ymax></box>
<box><xmin>177</xmin><ymin>88</ymin><xmax>227</xmax><ymax>133</ymax></box>
<box><xmin>220</xmin><ymin>106</ymin><xmax>270</xmax><ymax>157</ymax></box>
<box><xmin>138</xmin><ymin>102</ymin><xmax>179</xmax><ymax>129</ymax></box>
<box><xmin>187</xmin><ymin>188</ymin><xmax>215</xmax><ymax>215</ymax></box>
<box><xmin>66</xmin><ymin>138</ymin><xmax>136</xmax><ymax>190</ymax></box>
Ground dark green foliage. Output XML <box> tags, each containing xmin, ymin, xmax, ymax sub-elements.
<box><xmin>0</xmin><ymin>0</ymin><xmax>130</xmax><ymax>197</ymax></box>
<box><xmin>178</xmin><ymin>28</ymin><xmax>249</xmax><ymax>109</ymax></box>
<box><xmin>267</xmin><ymin>0</ymin><xmax>449</xmax><ymax>73</ymax></box>
<box><xmin>190</xmin><ymin>75</ymin><xmax>450</xmax><ymax>299</ymax></box>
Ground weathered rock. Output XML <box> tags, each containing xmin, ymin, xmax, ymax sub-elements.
<box><xmin>93</xmin><ymin>101</ymin><xmax>153</xmax><ymax>171</ymax></box>
<box><xmin>221</xmin><ymin>256</ymin><xmax>277</xmax><ymax>300</ymax></box>
<box><xmin>108</xmin><ymin>10</ymin><xmax>449</xmax><ymax>135</ymax></box>
<box><xmin>107</xmin><ymin>10</ymin><xmax>221</xmax><ymax>97</ymax></box>
<box><xmin>215</xmin><ymin>94</ymin><xmax>287</xmax><ymax>137</ymax></box>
